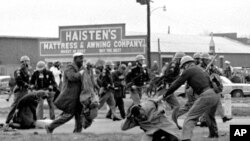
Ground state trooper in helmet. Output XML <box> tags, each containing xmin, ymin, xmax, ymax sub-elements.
<box><xmin>193</xmin><ymin>52</ymin><xmax>201</xmax><ymax>66</ymax></box>
<box><xmin>172</xmin><ymin>52</ymin><xmax>202</xmax><ymax>129</ymax></box>
<box><xmin>126</xmin><ymin>55</ymin><xmax>150</xmax><ymax>104</ymax></box>
<box><xmin>97</xmin><ymin>61</ymin><xmax>121</xmax><ymax>121</ymax></box>
<box><xmin>162</xmin><ymin>55</ymin><xmax>220</xmax><ymax>141</ymax></box>
<box><xmin>199</xmin><ymin>53</ymin><xmax>232</xmax><ymax>127</ymax></box>
<box><xmin>200</xmin><ymin>52</ymin><xmax>211</xmax><ymax>69</ymax></box>
<box><xmin>158</xmin><ymin>52</ymin><xmax>185</xmax><ymax>109</ymax></box>
<box><xmin>5</xmin><ymin>55</ymin><xmax>32</xmax><ymax>125</ymax></box>
<box><xmin>30</xmin><ymin>61</ymin><xmax>57</xmax><ymax>120</ymax></box>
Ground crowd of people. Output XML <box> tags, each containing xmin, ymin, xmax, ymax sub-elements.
<box><xmin>3</xmin><ymin>51</ymin><xmax>235</xmax><ymax>141</ymax></box>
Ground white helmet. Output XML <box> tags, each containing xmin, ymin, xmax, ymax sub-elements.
<box><xmin>180</xmin><ymin>55</ymin><xmax>194</xmax><ymax>68</ymax></box>
<box><xmin>20</xmin><ymin>55</ymin><xmax>30</xmax><ymax>62</ymax></box>
<box><xmin>36</xmin><ymin>61</ymin><xmax>46</xmax><ymax>71</ymax></box>
<box><xmin>225</xmin><ymin>60</ymin><xmax>230</xmax><ymax>64</ymax></box>
<box><xmin>135</xmin><ymin>55</ymin><xmax>145</xmax><ymax>61</ymax></box>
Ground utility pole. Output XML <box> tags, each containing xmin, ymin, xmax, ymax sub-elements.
<box><xmin>136</xmin><ymin>0</ymin><xmax>151</xmax><ymax>68</ymax></box>
<box><xmin>147</xmin><ymin>0</ymin><xmax>151</xmax><ymax>68</ymax></box>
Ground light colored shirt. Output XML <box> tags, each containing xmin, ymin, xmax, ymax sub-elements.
<box><xmin>50</xmin><ymin>66</ymin><xmax>61</xmax><ymax>87</ymax></box>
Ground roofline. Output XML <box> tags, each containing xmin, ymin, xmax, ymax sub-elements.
<box><xmin>0</xmin><ymin>35</ymin><xmax>55</xmax><ymax>40</ymax></box>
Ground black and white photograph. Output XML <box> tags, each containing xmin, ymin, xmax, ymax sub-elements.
<box><xmin>0</xmin><ymin>0</ymin><xmax>250</xmax><ymax>141</ymax></box>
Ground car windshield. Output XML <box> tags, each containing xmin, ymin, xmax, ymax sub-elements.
<box><xmin>220</xmin><ymin>76</ymin><xmax>232</xmax><ymax>84</ymax></box>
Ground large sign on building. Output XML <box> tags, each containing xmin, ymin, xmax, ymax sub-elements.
<box><xmin>39</xmin><ymin>24</ymin><xmax>147</xmax><ymax>57</ymax></box>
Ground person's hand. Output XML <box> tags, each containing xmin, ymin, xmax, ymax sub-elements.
<box><xmin>79</xmin><ymin>70</ymin><xmax>84</xmax><ymax>75</ymax></box>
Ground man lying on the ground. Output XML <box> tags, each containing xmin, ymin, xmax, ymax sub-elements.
<box><xmin>7</xmin><ymin>90</ymin><xmax>48</xmax><ymax>129</ymax></box>
<box><xmin>121</xmin><ymin>100</ymin><xmax>180</xmax><ymax>141</ymax></box>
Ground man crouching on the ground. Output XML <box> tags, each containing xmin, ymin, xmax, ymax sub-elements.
<box><xmin>121</xmin><ymin>100</ymin><xmax>180</xmax><ymax>141</ymax></box>
<box><xmin>7</xmin><ymin>90</ymin><xmax>48</xmax><ymax>129</ymax></box>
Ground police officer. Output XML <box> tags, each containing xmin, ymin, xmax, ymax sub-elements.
<box><xmin>97</xmin><ymin>61</ymin><xmax>121</xmax><ymax>121</ymax></box>
<box><xmin>172</xmin><ymin>52</ymin><xmax>202</xmax><ymax>129</ymax></box>
<box><xmin>5</xmin><ymin>55</ymin><xmax>31</xmax><ymax>125</ymax></box>
<box><xmin>163</xmin><ymin>55</ymin><xmax>220</xmax><ymax>141</ymax></box>
<box><xmin>30</xmin><ymin>61</ymin><xmax>57</xmax><ymax>120</ymax></box>
<box><xmin>126</xmin><ymin>55</ymin><xmax>150</xmax><ymax>104</ymax></box>
<box><xmin>193</xmin><ymin>52</ymin><xmax>201</xmax><ymax>66</ymax></box>
<box><xmin>159</xmin><ymin>52</ymin><xmax>185</xmax><ymax>109</ymax></box>
<box><xmin>106</xmin><ymin>64</ymin><xmax>127</xmax><ymax>119</ymax></box>
<box><xmin>199</xmin><ymin>53</ymin><xmax>232</xmax><ymax>124</ymax></box>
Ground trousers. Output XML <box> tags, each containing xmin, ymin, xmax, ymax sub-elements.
<box><xmin>36</xmin><ymin>92</ymin><xmax>55</xmax><ymax>120</ymax></box>
<box><xmin>47</xmin><ymin>111</ymin><xmax>82</xmax><ymax>133</ymax></box>
<box><xmin>182</xmin><ymin>88</ymin><xmax>220</xmax><ymax>140</ymax></box>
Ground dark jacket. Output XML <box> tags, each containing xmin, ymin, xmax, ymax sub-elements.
<box><xmin>126</xmin><ymin>64</ymin><xmax>150</xmax><ymax>87</ymax></box>
<box><xmin>97</xmin><ymin>68</ymin><xmax>113</xmax><ymax>89</ymax></box>
<box><xmin>54</xmin><ymin>63</ymin><xmax>82</xmax><ymax>114</ymax></box>
<box><xmin>13</xmin><ymin>91</ymin><xmax>46</xmax><ymax>129</ymax></box>
<box><xmin>30</xmin><ymin>69</ymin><xmax>57</xmax><ymax>90</ymax></box>
<box><xmin>112</xmin><ymin>70</ymin><xmax>125</xmax><ymax>98</ymax></box>
<box><xmin>14</xmin><ymin>68</ymin><xmax>31</xmax><ymax>90</ymax></box>
<box><xmin>165</xmin><ymin>65</ymin><xmax>211</xmax><ymax>97</ymax></box>
<box><xmin>163</xmin><ymin>60</ymin><xmax>180</xmax><ymax>84</ymax></box>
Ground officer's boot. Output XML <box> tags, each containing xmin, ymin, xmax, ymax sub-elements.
<box><xmin>222</xmin><ymin>116</ymin><xmax>232</xmax><ymax>122</ymax></box>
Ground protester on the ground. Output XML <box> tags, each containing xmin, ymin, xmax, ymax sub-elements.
<box><xmin>7</xmin><ymin>90</ymin><xmax>48</xmax><ymax>129</ymax></box>
<box><xmin>30</xmin><ymin>61</ymin><xmax>57</xmax><ymax>120</ymax></box>
<box><xmin>121</xmin><ymin>100</ymin><xmax>180</xmax><ymax>141</ymax></box>
<box><xmin>5</xmin><ymin>55</ymin><xmax>31</xmax><ymax>126</ymax></box>
<box><xmin>162</xmin><ymin>55</ymin><xmax>220</xmax><ymax>141</ymax></box>
<box><xmin>126</xmin><ymin>55</ymin><xmax>150</xmax><ymax>104</ymax></box>
<box><xmin>45</xmin><ymin>52</ymin><xmax>84</xmax><ymax>134</ymax></box>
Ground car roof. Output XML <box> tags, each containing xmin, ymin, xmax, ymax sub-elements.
<box><xmin>0</xmin><ymin>75</ymin><xmax>11</xmax><ymax>80</ymax></box>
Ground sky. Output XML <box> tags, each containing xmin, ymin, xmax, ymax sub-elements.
<box><xmin>0</xmin><ymin>0</ymin><xmax>250</xmax><ymax>38</ymax></box>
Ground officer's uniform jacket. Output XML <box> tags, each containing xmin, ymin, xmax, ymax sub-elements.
<box><xmin>30</xmin><ymin>69</ymin><xmax>56</xmax><ymax>90</ymax></box>
<box><xmin>112</xmin><ymin>70</ymin><xmax>125</xmax><ymax>98</ymax></box>
<box><xmin>97</xmin><ymin>68</ymin><xmax>113</xmax><ymax>90</ymax></box>
<box><xmin>126</xmin><ymin>64</ymin><xmax>150</xmax><ymax>87</ymax></box>
<box><xmin>14</xmin><ymin>68</ymin><xmax>31</xmax><ymax>91</ymax></box>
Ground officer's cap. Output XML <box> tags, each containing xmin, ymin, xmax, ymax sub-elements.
<box><xmin>73</xmin><ymin>52</ymin><xmax>84</xmax><ymax>58</ymax></box>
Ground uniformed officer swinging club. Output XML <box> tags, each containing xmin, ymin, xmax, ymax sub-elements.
<box><xmin>162</xmin><ymin>55</ymin><xmax>220</xmax><ymax>141</ymax></box>
<box><xmin>126</xmin><ymin>55</ymin><xmax>150</xmax><ymax>104</ymax></box>
<box><xmin>5</xmin><ymin>55</ymin><xmax>32</xmax><ymax>125</ymax></box>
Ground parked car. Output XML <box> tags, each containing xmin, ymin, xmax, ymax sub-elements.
<box><xmin>0</xmin><ymin>75</ymin><xmax>11</xmax><ymax>93</ymax></box>
<box><xmin>174</xmin><ymin>76</ymin><xmax>250</xmax><ymax>98</ymax></box>
<box><xmin>220</xmin><ymin>76</ymin><xmax>250</xmax><ymax>97</ymax></box>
